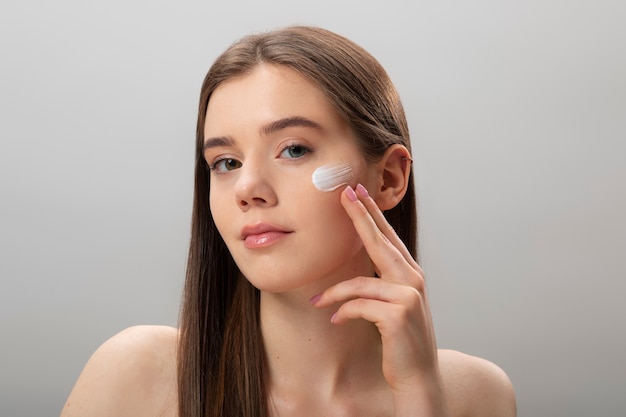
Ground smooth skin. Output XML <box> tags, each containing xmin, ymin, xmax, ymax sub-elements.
<box><xmin>60</xmin><ymin>64</ymin><xmax>516</xmax><ymax>417</ymax></box>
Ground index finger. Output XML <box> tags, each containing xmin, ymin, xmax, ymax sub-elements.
<box><xmin>341</xmin><ymin>184</ymin><xmax>421</xmax><ymax>280</ymax></box>
<box><xmin>353</xmin><ymin>183</ymin><xmax>420</xmax><ymax>271</ymax></box>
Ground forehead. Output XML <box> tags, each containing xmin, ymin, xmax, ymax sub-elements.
<box><xmin>203</xmin><ymin>64</ymin><xmax>347</xmax><ymax>138</ymax></box>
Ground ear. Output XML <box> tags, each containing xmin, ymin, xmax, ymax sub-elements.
<box><xmin>373</xmin><ymin>144</ymin><xmax>412</xmax><ymax>211</ymax></box>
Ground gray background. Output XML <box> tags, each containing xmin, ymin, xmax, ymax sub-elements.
<box><xmin>1</xmin><ymin>1</ymin><xmax>624</xmax><ymax>416</ymax></box>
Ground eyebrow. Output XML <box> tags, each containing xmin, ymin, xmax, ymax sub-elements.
<box><xmin>203</xmin><ymin>116</ymin><xmax>324</xmax><ymax>151</ymax></box>
<box><xmin>260</xmin><ymin>116</ymin><xmax>324</xmax><ymax>136</ymax></box>
<box><xmin>202</xmin><ymin>136</ymin><xmax>234</xmax><ymax>151</ymax></box>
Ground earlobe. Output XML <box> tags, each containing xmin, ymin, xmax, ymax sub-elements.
<box><xmin>374</xmin><ymin>144</ymin><xmax>412</xmax><ymax>211</ymax></box>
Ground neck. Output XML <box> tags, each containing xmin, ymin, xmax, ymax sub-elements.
<box><xmin>260</xmin><ymin>288</ymin><xmax>384</xmax><ymax>396</ymax></box>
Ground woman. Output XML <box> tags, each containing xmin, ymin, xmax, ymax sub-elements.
<box><xmin>61</xmin><ymin>25</ymin><xmax>516</xmax><ymax>417</ymax></box>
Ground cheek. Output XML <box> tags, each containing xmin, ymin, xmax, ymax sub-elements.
<box><xmin>298</xmin><ymin>188</ymin><xmax>355</xmax><ymax>238</ymax></box>
<box><xmin>208</xmin><ymin>189</ymin><xmax>217</xmax><ymax>219</ymax></box>
<box><xmin>296</xmin><ymin>162</ymin><xmax>370</xmax><ymax>222</ymax></box>
<box><xmin>307</xmin><ymin>194</ymin><xmax>365</xmax><ymax>267</ymax></box>
<box><xmin>209</xmin><ymin>186</ymin><xmax>230</xmax><ymax>236</ymax></box>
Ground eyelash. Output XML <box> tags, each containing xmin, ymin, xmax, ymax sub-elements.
<box><xmin>207</xmin><ymin>142</ymin><xmax>314</xmax><ymax>174</ymax></box>
<box><xmin>279</xmin><ymin>143</ymin><xmax>313</xmax><ymax>159</ymax></box>
<box><xmin>208</xmin><ymin>158</ymin><xmax>241</xmax><ymax>173</ymax></box>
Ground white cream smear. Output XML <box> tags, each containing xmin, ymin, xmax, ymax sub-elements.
<box><xmin>311</xmin><ymin>162</ymin><xmax>353</xmax><ymax>192</ymax></box>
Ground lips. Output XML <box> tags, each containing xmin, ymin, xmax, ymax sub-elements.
<box><xmin>240</xmin><ymin>222</ymin><xmax>292</xmax><ymax>249</ymax></box>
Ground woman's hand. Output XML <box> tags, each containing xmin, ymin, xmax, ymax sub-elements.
<box><xmin>310</xmin><ymin>183</ymin><xmax>449</xmax><ymax>416</ymax></box>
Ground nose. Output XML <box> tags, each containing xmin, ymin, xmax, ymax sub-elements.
<box><xmin>234</xmin><ymin>161</ymin><xmax>278</xmax><ymax>210</ymax></box>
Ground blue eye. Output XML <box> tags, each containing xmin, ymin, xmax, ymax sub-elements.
<box><xmin>210</xmin><ymin>158</ymin><xmax>242</xmax><ymax>173</ymax></box>
<box><xmin>280</xmin><ymin>144</ymin><xmax>311</xmax><ymax>159</ymax></box>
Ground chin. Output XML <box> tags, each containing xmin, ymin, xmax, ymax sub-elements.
<box><xmin>240</xmin><ymin>266</ymin><xmax>325</xmax><ymax>295</ymax></box>
<box><xmin>244</xmin><ymin>275</ymin><xmax>309</xmax><ymax>294</ymax></box>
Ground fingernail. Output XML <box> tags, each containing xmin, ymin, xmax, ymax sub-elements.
<box><xmin>345</xmin><ymin>186</ymin><xmax>357</xmax><ymax>201</ymax></box>
<box><xmin>309</xmin><ymin>293</ymin><xmax>322</xmax><ymax>305</ymax></box>
<box><xmin>330</xmin><ymin>312</ymin><xmax>337</xmax><ymax>323</ymax></box>
<box><xmin>356</xmin><ymin>183</ymin><xmax>369</xmax><ymax>199</ymax></box>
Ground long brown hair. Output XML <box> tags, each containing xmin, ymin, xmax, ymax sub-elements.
<box><xmin>178</xmin><ymin>25</ymin><xmax>418</xmax><ymax>417</ymax></box>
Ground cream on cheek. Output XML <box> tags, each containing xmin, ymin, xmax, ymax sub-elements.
<box><xmin>311</xmin><ymin>162</ymin><xmax>353</xmax><ymax>192</ymax></box>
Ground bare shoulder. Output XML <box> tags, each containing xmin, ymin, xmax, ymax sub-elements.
<box><xmin>438</xmin><ymin>349</ymin><xmax>517</xmax><ymax>417</ymax></box>
<box><xmin>60</xmin><ymin>325</ymin><xmax>179</xmax><ymax>417</ymax></box>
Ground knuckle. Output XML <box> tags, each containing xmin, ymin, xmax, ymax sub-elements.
<box><xmin>410</xmin><ymin>272</ymin><xmax>426</xmax><ymax>292</ymax></box>
<box><xmin>351</xmin><ymin>276</ymin><xmax>371</xmax><ymax>292</ymax></box>
<box><xmin>354</xmin><ymin>298</ymin><xmax>370</xmax><ymax>309</ymax></box>
<box><xmin>389</xmin><ymin>304</ymin><xmax>411</xmax><ymax>325</ymax></box>
<box><xmin>339</xmin><ymin>298</ymin><xmax>369</xmax><ymax>319</ymax></box>
<box><xmin>383</xmin><ymin>222</ymin><xmax>398</xmax><ymax>238</ymax></box>
<box><xmin>376</xmin><ymin>229</ymin><xmax>391</xmax><ymax>246</ymax></box>
<box><xmin>404</xmin><ymin>287</ymin><xmax>423</xmax><ymax>310</ymax></box>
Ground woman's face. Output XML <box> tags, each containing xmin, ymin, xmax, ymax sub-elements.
<box><xmin>204</xmin><ymin>64</ymin><xmax>378</xmax><ymax>293</ymax></box>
